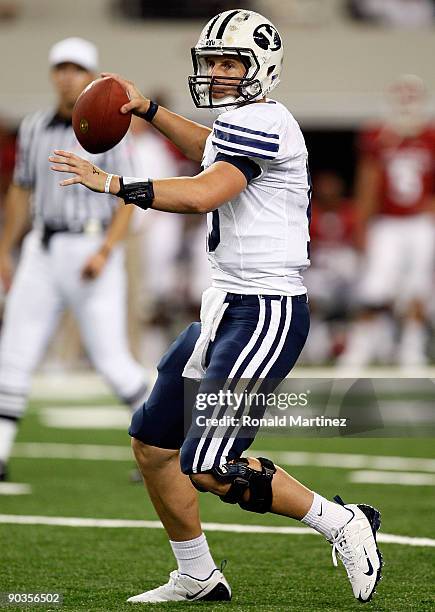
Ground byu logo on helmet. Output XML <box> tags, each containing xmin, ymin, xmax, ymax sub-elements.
<box><xmin>188</xmin><ymin>9</ymin><xmax>284</xmax><ymax>109</ymax></box>
<box><xmin>253</xmin><ymin>24</ymin><xmax>281</xmax><ymax>51</ymax></box>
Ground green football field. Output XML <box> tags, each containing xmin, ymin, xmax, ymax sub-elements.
<box><xmin>1</xmin><ymin>384</ymin><xmax>434</xmax><ymax>612</ymax></box>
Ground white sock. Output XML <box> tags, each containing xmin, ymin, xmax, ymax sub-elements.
<box><xmin>0</xmin><ymin>418</ymin><xmax>18</xmax><ymax>464</ymax></box>
<box><xmin>301</xmin><ymin>492</ymin><xmax>353</xmax><ymax>540</ymax></box>
<box><xmin>170</xmin><ymin>533</ymin><xmax>217</xmax><ymax>580</ymax></box>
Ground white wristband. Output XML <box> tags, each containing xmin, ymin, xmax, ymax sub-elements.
<box><xmin>104</xmin><ymin>173</ymin><xmax>114</xmax><ymax>194</ymax></box>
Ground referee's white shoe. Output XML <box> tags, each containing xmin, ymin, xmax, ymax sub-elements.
<box><xmin>127</xmin><ymin>568</ymin><xmax>231</xmax><ymax>603</ymax></box>
<box><xmin>330</xmin><ymin>495</ymin><xmax>383</xmax><ymax>602</ymax></box>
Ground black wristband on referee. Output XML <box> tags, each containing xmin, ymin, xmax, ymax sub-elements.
<box><xmin>142</xmin><ymin>100</ymin><xmax>159</xmax><ymax>123</ymax></box>
<box><xmin>117</xmin><ymin>177</ymin><xmax>155</xmax><ymax>210</ymax></box>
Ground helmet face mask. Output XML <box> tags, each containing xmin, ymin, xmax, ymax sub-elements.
<box><xmin>188</xmin><ymin>10</ymin><xmax>283</xmax><ymax>110</ymax></box>
<box><xmin>188</xmin><ymin>47</ymin><xmax>262</xmax><ymax>109</ymax></box>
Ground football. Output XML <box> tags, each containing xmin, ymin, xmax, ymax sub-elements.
<box><xmin>72</xmin><ymin>77</ymin><xmax>131</xmax><ymax>154</ymax></box>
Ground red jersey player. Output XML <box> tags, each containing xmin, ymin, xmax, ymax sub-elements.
<box><xmin>340</xmin><ymin>74</ymin><xmax>435</xmax><ymax>367</ymax></box>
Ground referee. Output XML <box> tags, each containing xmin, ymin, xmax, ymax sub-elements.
<box><xmin>0</xmin><ymin>38</ymin><xmax>148</xmax><ymax>481</ymax></box>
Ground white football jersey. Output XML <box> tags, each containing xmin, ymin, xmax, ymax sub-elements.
<box><xmin>202</xmin><ymin>100</ymin><xmax>311</xmax><ymax>295</ymax></box>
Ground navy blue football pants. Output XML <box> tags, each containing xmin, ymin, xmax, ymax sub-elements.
<box><xmin>129</xmin><ymin>293</ymin><xmax>309</xmax><ymax>474</ymax></box>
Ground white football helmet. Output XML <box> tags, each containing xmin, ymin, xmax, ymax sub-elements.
<box><xmin>188</xmin><ymin>9</ymin><xmax>284</xmax><ymax>109</ymax></box>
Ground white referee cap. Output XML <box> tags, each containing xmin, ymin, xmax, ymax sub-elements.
<box><xmin>49</xmin><ymin>37</ymin><xmax>98</xmax><ymax>72</ymax></box>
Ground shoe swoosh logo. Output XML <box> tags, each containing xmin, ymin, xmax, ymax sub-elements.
<box><xmin>317</xmin><ymin>503</ymin><xmax>323</xmax><ymax>517</ymax></box>
<box><xmin>186</xmin><ymin>586</ymin><xmax>208</xmax><ymax>600</ymax></box>
<box><xmin>363</xmin><ymin>546</ymin><xmax>374</xmax><ymax>576</ymax></box>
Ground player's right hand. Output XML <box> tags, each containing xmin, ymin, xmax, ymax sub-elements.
<box><xmin>100</xmin><ymin>72</ymin><xmax>151</xmax><ymax>119</ymax></box>
<box><xmin>0</xmin><ymin>252</ymin><xmax>14</xmax><ymax>292</ymax></box>
<box><xmin>49</xmin><ymin>150</ymin><xmax>110</xmax><ymax>193</ymax></box>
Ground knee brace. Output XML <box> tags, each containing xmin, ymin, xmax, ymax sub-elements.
<box><xmin>211</xmin><ymin>457</ymin><xmax>276</xmax><ymax>514</ymax></box>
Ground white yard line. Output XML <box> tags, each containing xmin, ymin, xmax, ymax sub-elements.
<box><xmin>0</xmin><ymin>484</ymin><xmax>31</xmax><ymax>495</ymax></box>
<box><xmin>253</xmin><ymin>450</ymin><xmax>435</xmax><ymax>473</ymax></box>
<box><xmin>30</xmin><ymin>367</ymin><xmax>435</xmax><ymax>402</ymax></box>
<box><xmin>349</xmin><ymin>470</ymin><xmax>435</xmax><ymax>486</ymax></box>
<box><xmin>31</xmin><ymin>373</ymin><xmax>112</xmax><ymax>400</ymax></box>
<box><xmin>13</xmin><ymin>443</ymin><xmax>435</xmax><ymax>473</ymax></box>
<box><xmin>40</xmin><ymin>407</ymin><xmax>130</xmax><ymax>429</ymax></box>
<box><xmin>13</xmin><ymin>443</ymin><xmax>132</xmax><ymax>460</ymax></box>
<box><xmin>0</xmin><ymin>514</ymin><xmax>433</xmax><ymax>547</ymax></box>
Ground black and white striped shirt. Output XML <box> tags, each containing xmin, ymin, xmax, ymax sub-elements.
<box><xmin>13</xmin><ymin>109</ymin><xmax>135</xmax><ymax>230</ymax></box>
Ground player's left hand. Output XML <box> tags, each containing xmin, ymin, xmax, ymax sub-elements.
<box><xmin>49</xmin><ymin>150</ymin><xmax>108</xmax><ymax>193</ymax></box>
<box><xmin>81</xmin><ymin>250</ymin><xmax>109</xmax><ymax>280</ymax></box>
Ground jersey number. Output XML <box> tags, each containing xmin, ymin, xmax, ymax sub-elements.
<box><xmin>387</xmin><ymin>156</ymin><xmax>424</xmax><ymax>206</ymax></box>
<box><xmin>207</xmin><ymin>210</ymin><xmax>220</xmax><ymax>252</ymax></box>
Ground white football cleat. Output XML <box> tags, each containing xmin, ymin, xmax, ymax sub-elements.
<box><xmin>127</xmin><ymin>567</ymin><xmax>231</xmax><ymax>603</ymax></box>
<box><xmin>330</xmin><ymin>495</ymin><xmax>383</xmax><ymax>602</ymax></box>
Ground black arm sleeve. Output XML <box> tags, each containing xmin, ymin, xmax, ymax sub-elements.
<box><xmin>214</xmin><ymin>153</ymin><xmax>261</xmax><ymax>184</ymax></box>
<box><xmin>117</xmin><ymin>177</ymin><xmax>155</xmax><ymax>210</ymax></box>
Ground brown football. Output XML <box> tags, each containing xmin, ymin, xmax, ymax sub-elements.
<box><xmin>72</xmin><ymin>77</ymin><xmax>131</xmax><ymax>154</ymax></box>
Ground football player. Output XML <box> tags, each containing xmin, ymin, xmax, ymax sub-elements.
<box><xmin>339</xmin><ymin>74</ymin><xmax>435</xmax><ymax>367</ymax></box>
<box><xmin>50</xmin><ymin>10</ymin><xmax>383</xmax><ymax>604</ymax></box>
<box><xmin>0</xmin><ymin>38</ymin><xmax>148</xmax><ymax>484</ymax></box>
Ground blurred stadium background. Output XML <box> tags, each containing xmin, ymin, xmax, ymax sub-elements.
<box><xmin>0</xmin><ymin>1</ymin><xmax>434</xmax><ymax>611</ymax></box>
<box><xmin>2</xmin><ymin>0</ymin><xmax>435</xmax><ymax>370</ymax></box>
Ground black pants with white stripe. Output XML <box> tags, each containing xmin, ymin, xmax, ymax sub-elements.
<box><xmin>129</xmin><ymin>293</ymin><xmax>309</xmax><ymax>474</ymax></box>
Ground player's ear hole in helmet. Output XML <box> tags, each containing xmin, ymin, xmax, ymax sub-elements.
<box><xmin>188</xmin><ymin>9</ymin><xmax>284</xmax><ymax>109</ymax></box>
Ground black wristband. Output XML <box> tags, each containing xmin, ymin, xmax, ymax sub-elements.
<box><xmin>142</xmin><ymin>101</ymin><xmax>159</xmax><ymax>123</ymax></box>
<box><xmin>118</xmin><ymin>177</ymin><xmax>155</xmax><ymax>210</ymax></box>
